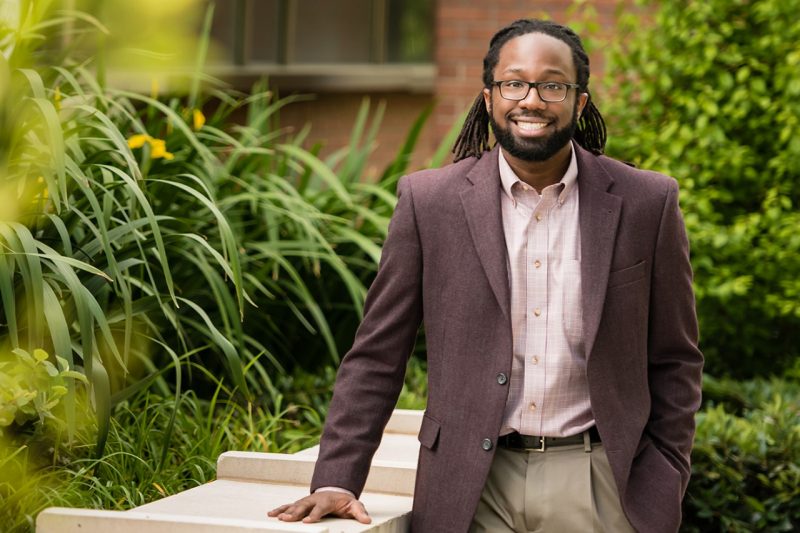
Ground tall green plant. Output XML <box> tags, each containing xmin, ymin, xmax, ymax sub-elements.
<box><xmin>0</xmin><ymin>3</ymin><xmax>342</xmax><ymax>451</ymax></box>
<box><xmin>0</xmin><ymin>0</ymin><xmax>457</xmax><ymax>448</ymax></box>
<box><xmin>603</xmin><ymin>0</ymin><xmax>800</xmax><ymax>377</ymax></box>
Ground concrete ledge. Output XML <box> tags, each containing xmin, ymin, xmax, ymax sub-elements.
<box><xmin>36</xmin><ymin>409</ymin><xmax>422</xmax><ymax>532</ymax></box>
<box><xmin>129</xmin><ymin>479</ymin><xmax>413</xmax><ymax>532</ymax></box>
<box><xmin>216</xmin><ymin>453</ymin><xmax>417</xmax><ymax>496</ymax></box>
<box><xmin>383</xmin><ymin>409</ymin><xmax>423</xmax><ymax>435</ymax></box>
<box><xmin>36</xmin><ymin>508</ymin><xmax>329</xmax><ymax>532</ymax></box>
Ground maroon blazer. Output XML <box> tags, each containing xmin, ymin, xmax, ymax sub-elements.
<box><xmin>310</xmin><ymin>145</ymin><xmax>703</xmax><ymax>533</ymax></box>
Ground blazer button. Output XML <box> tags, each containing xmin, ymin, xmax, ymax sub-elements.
<box><xmin>496</xmin><ymin>373</ymin><xmax>508</xmax><ymax>385</ymax></box>
<box><xmin>481</xmin><ymin>438</ymin><xmax>493</xmax><ymax>451</ymax></box>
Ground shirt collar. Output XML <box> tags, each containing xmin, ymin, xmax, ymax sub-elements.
<box><xmin>498</xmin><ymin>142</ymin><xmax>578</xmax><ymax>204</ymax></box>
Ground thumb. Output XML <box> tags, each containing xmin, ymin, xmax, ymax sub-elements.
<box><xmin>348</xmin><ymin>500</ymin><xmax>372</xmax><ymax>524</ymax></box>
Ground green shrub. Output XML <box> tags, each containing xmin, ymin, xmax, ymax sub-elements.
<box><xmin>0</xmin><ymin>348</ymin><xmax>87</xmax><ymax>435</ymax></box>
<box><xmin>683</xmin><ymin>378</ymin><xmax>800</xmax><ymax>532</ymax></box>
<box><xmin>603</xmin><ymin>0</ymin><xmax>800</xmax><ymax>378</ymax></box>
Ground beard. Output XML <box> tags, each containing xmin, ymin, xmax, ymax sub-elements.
<box><xmin>489</xmin><ymin>101</ymin><xmax>578</xmax><ymax>162</ymax></box>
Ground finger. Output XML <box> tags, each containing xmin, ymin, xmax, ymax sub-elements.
<box><xmin>303</xmin><ymin>502</ymin><xmax>330</xmax><ymax>523</ymax></box>
<box><xmin>347</xmin><ymin>501</ymin><xmax>372</xmax><ymax>524</ymax></box>
<box><xmin>302</xmin><ymin>493</ymin><xmax>358</xmax><ymax>524</ymax></box>
<box><xmin>276</xmin><ymin>502</ymin><xmax>312</xmax><ymax>522</ymax></box>
<box><xmin>267</xmin><ymin>503</ymin><xmax>291</xmax><ymax>517</ymax></box>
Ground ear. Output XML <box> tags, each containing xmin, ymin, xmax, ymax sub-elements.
<box><xmin>483</xmin><ymin>87</ymin><xmax>492</xmax><ymax>114</ymax></box>
<box><xmin>577</xmin><ymin>92</ymin><xmax>589</xmax><ymax>118</ymax></box>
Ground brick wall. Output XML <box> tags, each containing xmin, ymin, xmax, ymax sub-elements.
<box><xmin>278</xmin><ymin>92</ymin><xmax>438</xmax><ymax>178</ymax></box>
<box><xmin>432</xmin><ymin>0</ymin><xmax>629</xmax><ymax>150</ymax></box>
<box><xmin>278</xmin><ymin>1</ymin><xmax>634</xmax><ymax>178</ymax></box>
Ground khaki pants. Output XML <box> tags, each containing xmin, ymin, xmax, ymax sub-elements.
<box><xmin>470</xmin><ymin>440</ymin><xmax>636</xmax><ymax>533</ymax></box>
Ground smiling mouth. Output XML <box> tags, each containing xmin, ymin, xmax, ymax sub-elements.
<box><xmin>514</xmin><ymin>121</ymin><xmax>549</xmax><ymax>132</ymax></box>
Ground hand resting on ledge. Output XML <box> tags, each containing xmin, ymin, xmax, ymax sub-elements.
<box><xmin>268</xmin><ymin>491</ymin><xmax>371</xmax><ymax>524</ymax></box>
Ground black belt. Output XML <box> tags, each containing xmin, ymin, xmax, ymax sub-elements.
<box><xmin>498</xmin><ymin>426</ymin><xmax>601</xmax><ymax>452</ymax></box>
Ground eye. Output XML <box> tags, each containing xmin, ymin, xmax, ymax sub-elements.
<box><xmin>503</xmin><ymin>80</ymin><xmax>526</xmax><ymax>89</ymax></box>
<box><xmin>540</xmin><ymin>82</ymin><xmax>565</xmax><ymax>91</ymax></box>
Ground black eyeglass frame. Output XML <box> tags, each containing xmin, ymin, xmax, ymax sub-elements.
<box><xmin>491</xmin><ymin>80</ymin><xmax>581</xmax><ymax>102</ymax></box>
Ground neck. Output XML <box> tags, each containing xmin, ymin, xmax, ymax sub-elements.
<box><xmin>502</xmin><ymin>142</ymin><xmax>572</xmax><ymax>192</ymax></box>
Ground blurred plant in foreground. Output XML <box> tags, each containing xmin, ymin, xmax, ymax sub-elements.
<box><xmin>1</xmin><ymin>0</ymin><xmax>225</xmax><ymax>459</ymax></box>
<box><xmin>0</xmin><ymin>348</ymin><xmax>87</xmax><ymax>434</ymax></box>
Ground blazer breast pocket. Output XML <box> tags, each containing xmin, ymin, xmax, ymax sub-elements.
<box><xmin>607</xmin><ymin>260</ymin><xmax>647</xmax><ymax>289</ymax></box>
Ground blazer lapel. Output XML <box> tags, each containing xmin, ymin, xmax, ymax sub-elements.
<box><xmin>577</xmin><ymin>147</ymin><xmax>622</xmax><ymax>358</ymax></box>
<box><xmin>459</xmin><ymin>148</ymin><xmax>511</xmax><ymax>321</ymax></box>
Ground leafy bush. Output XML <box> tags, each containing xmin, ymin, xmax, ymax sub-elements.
<box><xmin>603</xmin><ymin>0</ymin><xmax>800</xmax><ymax>378</ymax></box>
<box><xmin>683</xmin><ymin>378</ymin><xmax>800</xmax><ymax>532</ymax></box>
<box><xmin>0</xmin><ymin>348</ymin><xmax>87</xmax><ymax>434</ymax></box>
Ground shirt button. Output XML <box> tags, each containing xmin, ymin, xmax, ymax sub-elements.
<box><xmin>529</xmin><ymin>402</ymin><xmax>537</xmax><ymax>412</ymax></box>
<box><xmin>535</xmin><ymin>214</ymin><xmax>543</xmax><ymax>221</ymax></box>
<box><xmin>531</xmin><ymin>356</ymin><xmax>539</xmax><ymax>365</ymax></box>
<box><xmin>496</xmin><ymin>373</ymin><xmax>508</xmax><ymax>385</ymax></box>
<box><xmin>533</xmin><ymin>259</ymin><xmax>541</xmax><ymax>269</ymax></box>
<box><xmin>482</xmin><ymin>438</ymin><xmax>493</xmax><ymax>451</ymax></box>
<box><xmin>533</xmin><ymin>308</ymin><xmax>541</xmax><ymax>317</ymax></box>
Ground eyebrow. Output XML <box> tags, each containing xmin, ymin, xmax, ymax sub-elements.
<box><xmin>503</xmin><ymin>67</ymin><xmax>570</xmax><ymax>78</ymax></box>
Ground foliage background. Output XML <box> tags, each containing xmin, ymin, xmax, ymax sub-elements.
<box><xmin>602</xmin><ymin>1</ymin><xmax>800</xmax><ymax>529</ymax></box>
<box><xmin>604</xmin><ymin>0</ymin><xmax>800</xmax><ymax>379</ymax></box>
<box><xmin>1</xmin><ymin>0</ymin><xmax>799</xmax><ymax>532</ymax></box>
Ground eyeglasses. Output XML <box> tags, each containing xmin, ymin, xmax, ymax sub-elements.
<box><xmin>492</xmin><ymin>80</ymin><xmax>580</xmax><ymax>102</ymax></box>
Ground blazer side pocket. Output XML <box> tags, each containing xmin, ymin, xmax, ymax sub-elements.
<box><xmin>607</xmin><ymin>260</ymin><xmax>647</xmax><ymax>289</ymax></box>
<box><xmin>418</xmin><ymin>413</ymin><xmax>441</xmax><ymax>450</ymax></box>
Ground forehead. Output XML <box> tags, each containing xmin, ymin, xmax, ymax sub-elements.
<box><xmin>494</xmin><ymin>32</ymin><xmax>576</xmax><ymax>80</ymax></box>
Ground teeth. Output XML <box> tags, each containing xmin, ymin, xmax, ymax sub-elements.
<box><xmin>516</xmin><ymin>121</ymin><xmax>548</xmax><ymax>131</ymax></box>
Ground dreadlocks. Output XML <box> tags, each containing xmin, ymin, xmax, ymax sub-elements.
<box><xmin>452</xmin><ymin>19</ymin><xmax>607</xmax><ymax>162</ymax></box>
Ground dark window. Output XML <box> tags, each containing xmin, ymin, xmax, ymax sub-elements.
<box><xmin>209</xmin><ymin>0</ymin><xmax>435</xmax><ymax>66</ymax></box>
<box><xmin>249</xmin><ymin>1</ymin><xmax>281</xmax><ymax>63</ymax></box>
<box><xmin>387</xmin><ymin>0</ymin><xmax>434</xmax><ymax>63</ymax></box>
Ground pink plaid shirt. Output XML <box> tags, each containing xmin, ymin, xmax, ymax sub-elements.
<box><xmin>498</xmin><ymin>145</ymin><xmax>594</xmax><ymax>437</ymax></box>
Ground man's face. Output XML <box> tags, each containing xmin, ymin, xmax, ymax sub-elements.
<box><xmin>483</xmin><ymin>32</ymin><xmax>588</xmax><ymax>162</ymax></box>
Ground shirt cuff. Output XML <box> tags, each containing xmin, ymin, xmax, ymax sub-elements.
<box><xmin>314</xmin><ymin>486</ymin><xmax>356</xmax><ymax>498</ymax></box>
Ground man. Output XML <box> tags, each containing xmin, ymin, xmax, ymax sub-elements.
<box><xmin>270</xmin><ymin>19</ymin><xmax>703</xmax><ymax>532</ymax></box>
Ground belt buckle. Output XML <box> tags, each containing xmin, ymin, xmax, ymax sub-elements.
<box><xmin>526</xmin><ymin>436</ymin><xmax>546</xmax><ymax>453</ymax></box>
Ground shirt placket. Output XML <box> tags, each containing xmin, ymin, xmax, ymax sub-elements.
<box><xmin>521</xmin><ymin>187</ymin><xmax>558</xmax><ymax>435</ymax></box>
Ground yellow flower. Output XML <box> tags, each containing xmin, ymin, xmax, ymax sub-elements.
<box><xmin>127</xmin><ymin>134</ymin><xmax>151</xmax><ymax>149</ymax></box>
<box><xmin>149</xmin><ymin>138</ymin><xmax>174</xmax><ymax>160</ymax></box>
<box><xmin>128</xmin><ymin>134</ymin><xmax>174</xmax><ymax>160</ymax></box>
<box><xmin>192</xmin><ymin>108</ymin><xmax>205</xmax><ymax>130</ymax></box>
<box><xmin>32</xmin><ymin>176</ymin><xmax>49</xmax><ymax>205</ymax></box>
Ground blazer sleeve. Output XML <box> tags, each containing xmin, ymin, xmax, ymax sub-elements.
<box><xmin>646</xmin><ymin>179</ymin><xmax>704</xmax><ymax>495</ymax></box>
<box><xmin>310</xmin><ymin>176</ymin><xmax>424</xmax><ymax>497</ymax></box>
